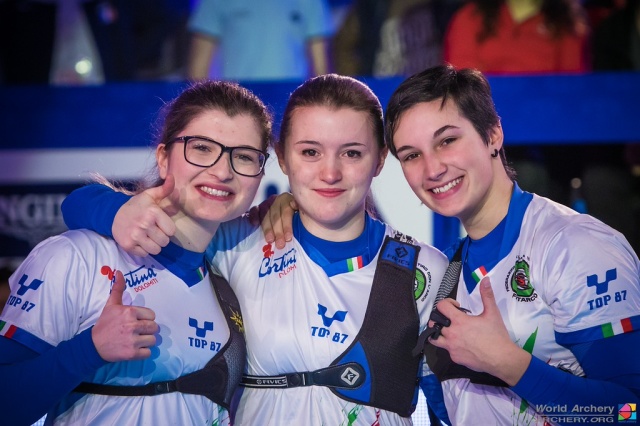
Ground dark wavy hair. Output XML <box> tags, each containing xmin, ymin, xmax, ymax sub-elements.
<box><xmin>384</xmin><ymin>63</ymin><xmax>516</xmax><ymax>180</ymax></box>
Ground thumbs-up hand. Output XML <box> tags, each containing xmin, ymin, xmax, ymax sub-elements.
<box><xmin>92</xmin><ymin>270</ymin><xmax>159</xmax><ymax>362</ymax></box>
<box><xmin>428</xmin><ymin>277</ymin><xmax>531</xmax><ymax>385</ymax></box>
<box><xmin>113</xmin><ymin>175</ymin><xmax>177</xmax><ymax>257</ymax></box>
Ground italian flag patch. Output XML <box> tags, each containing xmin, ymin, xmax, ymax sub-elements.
<box><xmin>602</xmin><ymin>318</ymin><xmax>634</xmax><ymax>338</ymax></box>
<box><xmin>197</xmin><ymin>266</ymin><xmax>206</xmax><ymax>280</ymax></box>
<box><xmin>347</xmin><ymin>256</ymin><xmax>364</xmax><ymax>272</ymax></box>
<box><xmin>471</xmin><ymin>266</ymin><xmax>488</xmax><ymax>283</ymax></box>
<box><xmin>0</xmin><ymin>321</ymin><xmax>17</xmax><ymax>339</ymax></box>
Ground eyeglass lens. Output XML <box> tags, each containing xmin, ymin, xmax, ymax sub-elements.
<box><xmin>185</xmin><ymin>138</ymin><xmax>265</xmax><ymax>176</ymax></box>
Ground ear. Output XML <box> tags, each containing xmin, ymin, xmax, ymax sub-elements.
<box><xmin>275</xmin><ymin>143</ymin><xmax>289</xmax><ymax>176</ymax></box>
<box><xmin>156</xmin><ymin>144</ymin><xmax>170</xmax><ymax>180</ymax></box>
<box><xmin>488</xmin><ymin>122</ymin><xmax>504</xmax><ymax>152</ymax></box>
<box><xmin>374</xmin><ymin>146</ymin><xmax>388</xmax><ymax>177</ymax></box>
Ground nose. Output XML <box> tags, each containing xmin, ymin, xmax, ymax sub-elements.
<box><xmin>423</xmin><ymin>153</ymin><xmax>446</xmax><ymax>181</ymax></box>
<box><xmin>207</xmin><ymin>151</ymin><xmax>234</xmax><ymax>181</ymax></box>
<box><xmin>319</xmin><ymin>157</ymin><xmax>342</xmax><ymax>184</ymax></box>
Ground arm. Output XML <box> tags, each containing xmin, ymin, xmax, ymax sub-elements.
<box><xmin>307</xmin><ymin>37</ymin><xmax>331</xmax><ymax>76</ymax></box>
<box><xmin>61</xmin><ymin>178</ymin><xmax>176</xmax><ymax>256</ymax></box>
<box><xmin>62</xmin><ymin>183</ymin><xmax>130</xmax><ymax>238</ymax></box>
<box><xmin>186</xmin><ymin>33</ymin><xmax>219</xmax><ymax>80</ymax></box>
<box><xmin>0</xmin><ymin>270</ymin><xmax>157</xmax><ymax>424</ymax></box>
<box><xmin>0</xmin><ymin>329</ymin><xmax>105</xmax><ymax>425</ymax></box>
<box><xmin>512</xmin><ymin>332</ymin><xmax>640</xmax><ymax>405</ymax></box>
<box><xmin>432</xmin><ymin>279</ymin><xmax>639</xmax><ymax>408</ymax></box>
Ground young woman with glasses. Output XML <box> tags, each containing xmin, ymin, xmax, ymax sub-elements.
<box><xmin>0</xmin><ymin>80</ymin><xmax>272</xmax><ymax>425</ymax></box>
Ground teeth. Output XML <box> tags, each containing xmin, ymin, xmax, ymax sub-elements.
<box><xmin>200</xmin><ymin>186</ymin><xmax>230</xmax><ymax>197</ymax></box>
<box><xmin>431</xmin><ymin>178</ymin><xmax>462</xmax><ymax>194</ymax></box>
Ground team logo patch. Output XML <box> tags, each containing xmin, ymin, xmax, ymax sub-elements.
<box><xmin>16</xmin><ymin>274</ymin><xmax>43</xmax><ymax>296</ymax></box>
<box><xmin>317</xmin><ymin>304</ymin><xmax>348</xmax><ymax>327</ymax></box>
<box><xmin>101</xmin><ymin>264</ymin><xmax>159</xmax><ymax>293</ymax></box>
<box><xmin>259</xmin><ymin>243</ymin><xmax>297</xmax><ymax>278</ymax></box>
<box><xmin>505</xmin><ymin>256</ymin><xmax>537</xmax><ymax>302</ymax></box>
<box><xmin>414</xmin><ymin>269</ymin><xmax>426</xmax><ymax>300</ymax></box>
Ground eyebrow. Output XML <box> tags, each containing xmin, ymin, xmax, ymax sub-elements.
<box><xmin>395</xmin><ymin>124</ymin><xmax>460</xmax><ymax>155</ymax></box>
<box><xmin>294</xmin><ymin>140</ymin><xmax>367</xmax><ymax>148</ymax></box>
<box><xmin>433</xmin><ymin>125</ymin><xmax>459</xmax><ymax>138</ymax></box>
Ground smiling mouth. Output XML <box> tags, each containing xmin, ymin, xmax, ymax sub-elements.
<box><xmin>200</xmin><ymin>186</ymin><xmax>230</xmax><ymax>197</ymax></box>
<box><xmin>431</xmin><ymin>178</ymin><xmax>462</xmax><ymax>194</ymax></box>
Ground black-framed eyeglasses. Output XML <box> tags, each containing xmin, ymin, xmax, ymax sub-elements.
<box><xmin>169</xmin><ymin>136</ymin><xmax>268</xmax><ymax>177</ymax></box>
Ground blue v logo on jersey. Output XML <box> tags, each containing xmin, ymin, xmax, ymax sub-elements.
<box><xmin>189</xmin><ymin>317</ymin><xmax>214</xmax><ymax>337</ymax></box>
<box><xmin>188</xmin><ymin>317</ymin><xmax>223</xmax><ymax>351</ymax></box>
<box><xmin>587</xmin><ymin>268</ymin><xmax>617</xmax><ymax>295</ymax></box>
<box><xmin>16</xmin><ymin>274</ymin><xmax>43</xmax><ymax>296</ymax></box>
<box><xmin>317</xmin><ymin>304</ymin><xmax>347</xmax><ymax>327</ymax></box>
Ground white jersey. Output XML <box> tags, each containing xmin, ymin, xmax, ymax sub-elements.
<box><xmin>443</xmin><ymin>189</ymin><xmax>640</xmax><ymax>425</ymax></box>
<box><xmin>209</xmin><ymin>215</ymin><xmax>448</xmax><ymax>425</ymax></box>
<box><xmin>0</xmin><ymin>230</ymin><xmax>231</xmax><ymax>425</ymax></box>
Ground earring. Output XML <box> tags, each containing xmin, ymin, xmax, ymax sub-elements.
<box><xmin>491</xmin><ymin>149</ymin><xmax>499</xmax><ymax>158</ymax></box>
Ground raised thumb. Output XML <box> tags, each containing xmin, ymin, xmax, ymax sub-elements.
<box><xmin>147</xmin><ymin>174</ymin><xmax>175</xmax><ymax>203</ymax></box>
<box><xmin>479</xmin><ymin>277</ymin><xmax>498</xmax><ymax>316</ymax></box>
<box><xmin>106</xmin><ymin>270</ymin><xmax>126</xmax><ymax>306</ymax></box>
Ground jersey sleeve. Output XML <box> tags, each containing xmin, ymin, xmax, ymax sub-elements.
<box><xmin>0</xmin><ymin>328</ymin><xmax>106</xmax><ymax>426</ymax></box>
<box><xmin>61</xmin><ymin>184</ymin><xmax>131</xmax><ymax>237</ymax></box>
<box><xmin>0</xmin><ymin>232</ymin><xmax>110</xmax><ymax>424</ymax></box>
<box><xmin>1</xmin><ymin>232</ymin><xmax>99</xmax><ymax>349</ymax></box>
<box><xmin>540</xmin><ymin>220</ymin><xmax>640</xmax><ymax>345</ymax></box>
<box><xmin>206</xmin><ymin>215</ymin><xmax>260</xmax><ymax>282</ymax></box>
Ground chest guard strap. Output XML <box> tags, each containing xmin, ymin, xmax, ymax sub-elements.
<box><xmin>421</xmin><ymin>246</ymin><xmax>508</xmax><ymax>387</ymax></box>
<box><xmin>74</xmin><ymin>270</ymin><xmax>247</xmax><ymax>410</ymax></box>
<box><xmin>331</xmin><ymin>235</ymin><xmax>422</xmax><ymax>417</ymax></box>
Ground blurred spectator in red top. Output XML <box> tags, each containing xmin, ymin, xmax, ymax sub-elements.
<box><xmin>444</xmin><ymin>0</ymin><xmax>589</xmax><ymax>74</ymax></box>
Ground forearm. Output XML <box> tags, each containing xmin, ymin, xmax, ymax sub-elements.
<box><xmin>61</xmin><ymin>184</ymin><xmax>129</xmax><ymax>237</ymax></box>
<box><xmin>308</xmin><ymin>38</ymin><xmax>331</xmax><ymax>76</ymax></box>
<box><xmin>512</xmin><ymin>356</ymin><xmax>639</xmax><ymax>409</ymax></box>
<box><xmin>0</xmin><ymin>328</ymin><xmax>106</xmax><ymax>425</ymax></box>
<box><xmin>187</xmin><ymin>34</ymin><xmax>217</xmax><ymax>80</ymax></box>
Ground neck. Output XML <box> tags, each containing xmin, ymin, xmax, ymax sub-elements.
<box><xmin>462</xmin><ymin>174</ymin><xmax>514</xmax><ymax>241</ymax></box>
<box><xmin>169</xmin><ymin>214</ymin><xmax>219</xmax><ymax>253</ymax></box>
<box><xmin>298</xmin><ymin>210</ymin><xmax>366</xmax><ymax>242</ymax></box>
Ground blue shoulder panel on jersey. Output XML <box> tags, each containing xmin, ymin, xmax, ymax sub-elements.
<box><xmin>555</xmin><ymin>314</ymin><xmax>640</xmax><ymax>344</ymax></box>
<box><xmin>0</xmin><ymin>320</ymin><xmax>53</xmax><ymax>354</ymax></box>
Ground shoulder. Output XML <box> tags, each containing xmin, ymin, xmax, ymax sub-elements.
<box><xmin>526</xmin><ymin>195</ymin><xmax>639</xmax><ymax>283</ymax></box>
<box><xmin>527</xmin><ymin>195</ymin><xmax>631</xmax><ymax>252</ymax></box>
<box><xmin>208</xmin><ymin>215</ymin><xmax>261</xmax><ymax>258</ymax></box>
<box><xmin>28</xmin><ymin>229</ymin><xmax>112</xmax><ymax>259</ymax></box>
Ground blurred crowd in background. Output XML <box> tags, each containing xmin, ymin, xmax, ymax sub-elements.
<box><xmin>0</xmin><ymin>0</ymin><xmax>639</xmax><ymax>254</ymax></box>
